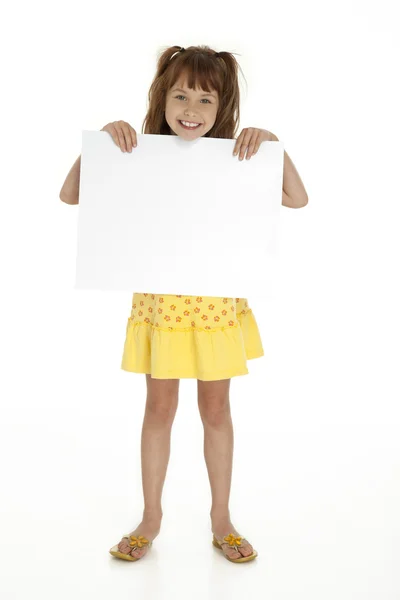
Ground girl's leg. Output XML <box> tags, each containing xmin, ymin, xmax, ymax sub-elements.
<box><xmin>141</xmin><ymin>374</ymin><xmax>180</xmax><ymax>516</ymax></box>
<box><xmin>197</xmin><ymin>378</ymin><xmax>254</xmax><ymax>559</ymax></box>
<box><xmin>197</xmin><ymin>378</ymin><xmax>233</xmax><ymax>516</ymax></box>
<box><xmin>118</xmin><ymin>374</ymin><xmax>180</xmax><ymax>558</ymax></box>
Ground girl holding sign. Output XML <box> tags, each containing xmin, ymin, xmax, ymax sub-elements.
<box><xmin>60</xmin><ymin>45</ymin><xmax>308</xmax><ymax>563</ymax></box>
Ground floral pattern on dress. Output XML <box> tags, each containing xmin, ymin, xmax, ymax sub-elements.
<box><xmin>129</xmin><ymin>294</ymin><xmax>251</xmax><ymax>333</ymax></box>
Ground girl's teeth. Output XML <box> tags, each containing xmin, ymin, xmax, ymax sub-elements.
<box><xmin>180</xmin><ymin>120</ymin><xmax>200</xmax><ymax>128</ymax></box>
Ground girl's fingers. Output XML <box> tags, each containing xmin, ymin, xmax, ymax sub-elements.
<box><xmin>120</xmin><ymin>121</ymin><xmax>135</xmax><ymax>152</ymax></box>
<box><xmin>101</xmin><ymin>122</ymin><xmax>136</xmax><ymax>152</ymax></box>
<box><xmin>246</xmin><ymin>130</ymin><xmax>261</xmax><ymax>159</ymax></box>
<box><xmin>239</xmin><ymin>128</ymin><xmax>255</xmax><ymax>160</ymax></box>
<box><xmin>115</xmin><ymin>121</ymin><xmax>129</xmax><ymax>152</ymax></box>
<box><xmin>101</xmin><ymin>123</ymin><xmax>120</xmax><ymax>149</ymax></box>
<box><xmin>233</xmin><ymin>130</ymin><xmax>245</xmax><ymax>155</ymax></box>
<box><xmin>112</xmin><ymin>121</ymin><xmax>127</xmax><ymax>152</ymax></box>
<box><xmin>128</xmin><ymin>125</ymin><xmax>137</xmax><ymax>148</ymax></box>
<box><xmin>116</xmin><ymin>121</ymin><xmax>137</xmax><ymax>152</ymax></box>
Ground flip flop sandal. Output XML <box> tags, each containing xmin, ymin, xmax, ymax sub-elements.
<box><xmin>109</xmin><ymin>534</ymin><xmax>153</xmax><ymax>561</ymax></box>
<box><xmin>212</xmin><ymin>532</ymin><xmax>258</xmax><ymax>563</ymax></box>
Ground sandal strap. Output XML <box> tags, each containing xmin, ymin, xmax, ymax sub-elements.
<box><xmin>122</xmin><ymin>534</ymin><xmax>151</xmax><ymax>550</ymax></box>
<box><xmin>215</xmin><ymin>532</ymin><xmax>247</xmax><ymax>552</ymax></box>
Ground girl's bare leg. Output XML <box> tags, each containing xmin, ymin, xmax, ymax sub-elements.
<box><xmin>197</xmin><ymin>378</ymin><xmax>254</xmax><ymax>559</ymax></box>
<box><xmin>118</xmin><ymin>374</ymin><xmax>179</xmax><ymax>558</ymax></box>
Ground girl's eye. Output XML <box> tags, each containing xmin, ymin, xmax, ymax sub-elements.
<box><xmin>175</xmin><ymin>95</ymin><xmax>211</xmax><ymax>104</ymax></box>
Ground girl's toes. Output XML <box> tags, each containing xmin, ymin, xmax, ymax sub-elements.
<box><xmin>225</xmin><ymin>547</ymin><xmax>241</xmax><ymax>560</ymax></box>
<box><xmin>239</xmin><ymin>543</ymin><xmax>253</xmax><ymax>557</ymax></box>
<box><xmin>131</xmin><ymin>546</ymin><xmax>147</xmax><ymax>558</ymax></box>
<box><xmin>118</xmin><ymin>541</ymin><xmax>131</xmax><ymax>553</ymax></box>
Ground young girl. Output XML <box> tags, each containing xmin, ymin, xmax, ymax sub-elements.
<box><xmin>59</xmin><ymin>45</ymin><xmax>308</xmax><ymax>564</ymax></box>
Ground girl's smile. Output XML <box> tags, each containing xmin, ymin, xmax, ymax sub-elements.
<box><xmin>178</xmin><ymin>119</ymin><xmax>202</xmax><ymax>131</ymax></box>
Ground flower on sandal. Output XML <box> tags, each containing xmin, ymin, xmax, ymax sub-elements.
<box><xmin>223</xmin><ymin>533</ymin><xmax>243</xmax><ymax>551</ymax></box>
<box><xmin>129</xmin><ymin>535</ymin><xmax>149</xmax><ymax>548</ymax></box>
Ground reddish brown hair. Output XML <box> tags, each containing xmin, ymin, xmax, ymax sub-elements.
<box><xmin>141</xmin><ymin>45</ymin><xmax>246</xmax><ymax>140</ymax></box>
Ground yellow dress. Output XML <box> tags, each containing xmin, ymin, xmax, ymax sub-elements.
<box><xmin>121</xmin><ymin>293</ymin><xmax>264</xmax><ymax>381</ymax></box>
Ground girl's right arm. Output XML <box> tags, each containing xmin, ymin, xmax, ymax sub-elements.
<box><xmin>59</xmin><ymin>121</ymin><xmax>138</xmax><ymax>205</ymax></box>
<box><xmin>59</xmin><ymin>154</ymin><xmax>81</xmax><ymax>204</ymax></box>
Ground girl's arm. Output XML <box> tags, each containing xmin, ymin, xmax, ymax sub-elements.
<box><xmin>59</xmin><ymin>155</ymin><xmax>81</xmax><ymax>204</ymax></box>
<box><xmin>280</xmin><ymin>146</ymin><xmax>308</xmax><ymax>208</ymax></box>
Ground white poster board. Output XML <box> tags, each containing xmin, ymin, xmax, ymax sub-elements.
<box><xmin>75</xmin><ymin>131</ymin><xmax>284</xmax><ymax>298</ymax></box>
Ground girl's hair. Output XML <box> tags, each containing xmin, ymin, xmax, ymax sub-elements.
<box><xmin>141</xmin><ymin>45</ymin><xmax>246</xmax><ymax>140</ymax></box>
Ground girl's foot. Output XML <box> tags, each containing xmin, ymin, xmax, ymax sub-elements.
<box><xmin>118</xmin><ymin>515</ymin><xmax>162</xmax><ymax>559</ymax></box>
<box><xmin>211</xmin><ymin>516</ymin><xmax>254</xmax><ymax>560</ymax></box>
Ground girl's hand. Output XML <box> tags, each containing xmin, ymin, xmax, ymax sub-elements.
<box><xmin>233</xmin><ymin>128</ymin><xmax>278</xmax><ymax>161</ymax></box>
<box><xmin>101</xmin><ymin>120</ymin><xmax>137</xmax><ymax>153</ymax></box>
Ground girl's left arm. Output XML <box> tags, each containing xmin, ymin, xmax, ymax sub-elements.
<box><xmin>268</xmin><ymin>133</ymin><xmax>308</xmax><ymax>208</ymax></box>
<box><xmin>234</xmin><ymin>128</ymin><xmax>309</xmax><ymax>208</ymax></box>
<box><xmin>280</xmin><ymin>144</ymin><xmax>309</xmax><ymax>209</ymax></box>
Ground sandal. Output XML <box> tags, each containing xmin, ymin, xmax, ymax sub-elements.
<box><xmin>212</xmin><ymin>532</ymin><xmax>258</xmax><ymax>563</ymax></box>
<box><xmin>109</xmin><ymin>533</ymin><xmax>153</xmax><ymax>561</ymax></box>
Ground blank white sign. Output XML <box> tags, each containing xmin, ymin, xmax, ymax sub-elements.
<box><xmin>75</xmin><ymin>131</ymin><xmax>284</xmax><ymax>298</ymax></box>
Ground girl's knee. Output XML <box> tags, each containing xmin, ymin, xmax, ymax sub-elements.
<box><xmin>145</xmin><ymin>376</ymin><xmax>180</xmax><ymax>421</ymax></box>
<box><xmin>197</xmin><ymin>379</ymin><xmax>231</xmax><ymax>422</ymax></box>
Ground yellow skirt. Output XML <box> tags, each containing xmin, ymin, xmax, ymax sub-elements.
<box><xmin>121</xmin><ymin>293</ymin><xmax>264</xmax><ymax>381</ymax></box>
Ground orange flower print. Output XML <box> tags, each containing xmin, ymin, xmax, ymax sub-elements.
<box><xmin>138</xmin><ymin>310</ymin><xmax>143</xmax><ymax>316</ymax></box>
<box><xmin>156</xmin><ymin>322</ymin><xmax>159</xmax><ymax>327</ymax></box>
<box><xmin>129</xmin><ymin>535</ymin><xmax>149</xmax><ymax>548</ymax></box>
<box><xmin>201</xmin><ymin>314</ymin><xmax>208</xmax><ymax>321</ymax></box>
<box><xmin>148</xmin><ymin>307</ymin><xmax>153</xmax><ymax>313</ymax></box>
<box><xmin>158</xmin><ymin>308</ymin><xmax>163</xmax><ymax>314</ymax></box>
<box><xmin>205</xmin><ymin>326</ymin><xmax>211</xmax><ymax>330</ymax></box>
<box><xmin>222</xmin><ymin>309</ymin><xmax>227</xmax><ymax>316</ymax></box>
<box><xmin>184</xmin><ymin>298</ymin><xmax>191</xmax><ymax>305</ymax></box>
<box><xmin>228</xmin><ymin>320</ymin><xmax>234</xmax><ymax>326</ymax></box>
<box><xmin>151</xmin><ymin>295</ymin><xmax>155</xmax><ymax>300</ymax></box>
<box><xmin>176</xmin><ymin>295</ymin><xmax>182</xmax><ymax>298</ymax></box>
<box><xmin>208</xmin><ymin>304</ymin><xmax>215</xmax><ymax>310</ymax></box>
<box><xmin>231</xmin><ymin>305</ymin><xmax>235</xmax><ymax>311</ymax></box>
<box><xmin>223</xmin><ymin>298</ymin><xmax>228</xmax><ymax>304</ymax></box>
<box><xmin>133</xmin><ymin>303</ymin><xmax>137</xmax><ymax>309</ymax></box>
<box><xmin>164</xmin><ymin>315</ymin><xmax>171</xmax><ymax>322</ymax></box>
<box><xmin>144</xmin><ymin>293</ymin><xmax>148</xmax><ymax>297</ymax></box>
<box><xmin>240</xmin><ymin>309</ymin><xmax>246</xmax><ymax>315</ymax></box>
<box><xmin>144</xmin><ymin>317</ymin><xmax>150</xmax><ymax>324</ymax></box>
<box><xmin>140</xmin><ymin>300</ymin><xmax>144</xmax><ymax>306</ymax></box>
<box><xmin>196</xmin><ymin>297</ymin><xmax>203</xmax><ymax>303</ymax></box>
<box><xmin>194</xmin><ymin>307</ymin><xmax>200</xmax><ymax>314</ymax></box>
<box><xmin>159</xmin><ymin>297</ymin><xmax>164</xmax><ymax>303</ymax></box>
<box><xmin>176</xmin><ymin>316</ymin><xmax>182</xmax><ymax>323</ymax></box>
<box><xmin>170</xmin><ymin>304</ymin><xmax>176</xmax><ymax>311</ymax></box>
<box><xmin>184</xmin><ymin>310</ymin><xmax>190</xmax><ymax>317</ymax></box>
<box><xmin>223</xmin><ymin>533</ymin><xmax>242</xmax><ymax>549</ymax></box>
<box><xmin>191</xmin><ymin>321</ymin><xmax>195</xmax><ymax>327</ymax></box>
<box><xmin>236</xmin><ymin>298</ymin><xmax>240</xmax><ymax>303</ymax></box>
<box><xmin>214</xmin><ymin>315</ymin><xmax>220</xmax><ymax>322</ymax></box>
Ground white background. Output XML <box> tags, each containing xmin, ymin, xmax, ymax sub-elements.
<box><xmin>1</xmin><ymin>1</ymin><xmax>399</xmax><ymax>598</ymax></box>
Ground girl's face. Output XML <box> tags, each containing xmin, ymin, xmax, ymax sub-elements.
<box><xmin>165</xmin><ymin>73</ymin><xmax>219</xmax><ymax>139</ymax></box>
